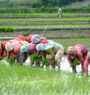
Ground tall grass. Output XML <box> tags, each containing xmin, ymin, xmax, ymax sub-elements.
<box><xmin>0</xmin><ymin>63</ymin><xmax>90</xmax><ymax>95</ymax></box>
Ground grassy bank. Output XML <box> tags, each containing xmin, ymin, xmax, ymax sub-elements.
<box><xmin>0</xmin><ymin>64</ymin><xmax>90</xmax><ymax>95</ymax></box>
<box><xmin>0</xmin><ymin>17</ymin><xmax>89</xmax><ymax>22</ymax></box>
<box><xmin>0</xmin><ymin>13</ymin><xmax>89</xmax><ymax>16</ymax></box>
<box><xmin>1</xmin><ymin>24</ymin><xmax>90</xmax><ymax>29</ymax></box>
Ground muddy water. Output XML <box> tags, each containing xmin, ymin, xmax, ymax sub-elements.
<box><xmin>24</xmin><ymin>56</ymin><xmax>90</xmax><ymax>74</ymax></box>
<box><xmin>3</xmin><ymin>56</ymin><xmax>90</xmax><ymax>74</ymax></box>
<box><xmin>60</xmin><ymin>56</ymin><xmax>90</xmax><ymax>75</ymax></box>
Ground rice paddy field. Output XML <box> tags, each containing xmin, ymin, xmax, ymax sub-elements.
<box><xmin>0</xmin><ymin>63</ymin><xmax>90</xmax><ymax>95</ymax></box>
<box><xmin>0</xmin><ymin>12</ymin><xmax>90</xmax><ymax>94</ymax></box>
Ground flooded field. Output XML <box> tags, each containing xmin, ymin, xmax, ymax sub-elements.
<box><xmin>3</xmin><ymin>55</ymin><xmax>90</xmax><ymax>75</ymax></box>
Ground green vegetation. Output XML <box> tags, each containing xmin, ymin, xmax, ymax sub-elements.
<box><xmin>0</xmin><ymin>1</ymin><xmax>90</xmax><ymax>94</ymax></box>
<box><xmin>0</xmin><ymin>27</ymin><xmax>13</xmax><ymax>32</ymax></box>
<box><xmin>0</xmin><ymin>64</ymin><xmax>89</xmax><ymax>95</ymax></box>
<box><xmin>30</xmin><ymin>54</ymin><xmax>41</xmax><ymax>65</ymax></box>
<box><xmin>1</xmin><ymin>24</ymin><xmax>90</xmax><ymax>29</ymax></box>
<box><xmin>41</xmin><ymin>58</ymin><xmax>49</xmax><ymax>66</ymax></box>
<box><xmin>0</xmin><ymin>0</ymin><xmax>87</xmax><ymax>8</ymax></box>
<box><xmin>0</xmin><ymin>17</ymin><xmax>89</xmax><ymax>22</ymax></box>
<box><xmin>0</xmin><ymin>7</ymin><xmax>90</xmax><ymax>14</ymax></box>
<box><xmin>52</xmin><ymin>38</ymin><xmax>90</xmax><ymax>51</ymax></box>
<box><xmin>0</xmin><ymin>12</ymin><xmax>89</xmax><ymax>16</ymax></box>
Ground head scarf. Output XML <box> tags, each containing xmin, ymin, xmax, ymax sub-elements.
<box><xmin>36</xmin><ymin>43</ymin><xmax>54</xmax><ymax>51</ymax></box>
<box><xmin>36</xmin><ymin>43</ymin><xmax>44</xmax><ymax>51</ymax></box>
<box><xmin>67</xmin><ymin>46</ymin><xmax>76</xmax><ymax>55</ymax></box>
<box><xmin>31</xmin><ymin>34</ymin><xmax>41</xmax><ymax>44</ymax></box>
<box><xmin>5</xmin><ymin>42</ymin><xmax>13</xmax><ymax>51</ymax></box>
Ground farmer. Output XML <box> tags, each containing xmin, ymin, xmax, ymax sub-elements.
<box><xmin>67</xmin><ymin>44</ymin><xmax>88</xmax><ymax>72</ymax></box>
<box><xmin>36</xmin><ymin>42</ymin><xmax>64</xmax><ymax>68</ymax></box>
<box><xmin>29</xmin><ymin>43</ymin><xmax>41</xmax><ymax>66</ymax></box>
<box><xmin>84</xmin><ymin>51</ymin><xmax>90</xmax><ymax>75</ymax></box>
<box><xmin>0</xmin><ymin>40</ymin><xmax>17</xmax><ymax>59</ymax></box>
<box><xmin>5</xmin><ymin>41</ymin><xmax>25</xmax><ymax>64</ymax></box>
<box><xmin>18</xmin><ymin>43</ymin><xmax>40</xmax><ymax>65</ymax></box>
<box><xmin>16</xmin><ymin>42</ymin><xmax>30</xmax><ymax>63</ymax></box>
<box><xmin>58</xmin><ymin>8</ymin><xmax>62</xmax><ymax>18</ymax></box>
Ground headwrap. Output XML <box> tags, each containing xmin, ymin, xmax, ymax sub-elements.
<box><xmin>5</xmin><ymin>42</ymin><xmax>13</xmax><ymax>51</ymax></box>
<box><xmin>67</xmin><ymin>46</ymin><xmax>76</xmax><ymax>55</ymax></box>
<box><xmin>36</xmin><ymin>43</ymin><xmax>54</xmax><ymax>51</ymax></box>
<box><xmin>0</xmin><ymin>41</ymin><xmax>2</xmax><ymax>52</ymax></box>
<box><xmin>5</xmin><ymin>41</ymin><xmax>19</xmax><ymax>52</ymax></box>
<box><xmin>20</xmin><ymin>44</ymin><xmax>30</xmax><ymax>53</ymax></box>
<box><xmin>88</xmin><ymin>51</ymin><xmax>90</xmax><ymax>59</ymax></box>
<box><xmin>36</xmin><ymin>43</ymin><xmax>44</xmax><ymax>51</ymax></box>
<box><xmin>31</xmin><ymin>34</ymin><xmax>41</xmax><ymax>44</ymax></box>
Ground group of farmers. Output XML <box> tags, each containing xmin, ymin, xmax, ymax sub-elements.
<box><xmin>0</xmin><ymin>34</ymin><xmax>90</xmax><ymax>75</ymax></box>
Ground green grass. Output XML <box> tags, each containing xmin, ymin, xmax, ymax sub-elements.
<box><xmin>52</xmin><ymin>38</ymin><xmax>90</xmax><ymax>51</ymax></box>
<box><xmin>0</xmin><ymin>17</ymin><xmax>89</xmax><ymax>22</ymax></box>
<box><xmin>0</xmin><ymin>13</ymin><xmax>90</xmax><ymax>16</ymax></box>
<box><xmin>0</xmin><ymin>63</ymin><xmax>90</xmax><ymax>95</ymax></box>
<box><xmin>1</xmin><ymin>24</ymin><xmax>90</xmax><ymax>29</ymax></box>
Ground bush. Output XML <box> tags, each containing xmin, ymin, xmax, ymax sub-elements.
<box><xmin>0</xmin><ymin>28</ymin><xmax>13</xmax><ymax>32</ymax></box>
<box><xmin>62</xmin><ymin>8</ymin><xmax>90</xmax><ymax>13</ymax></box>
<box><xmin>0</xmin><ymin>7</ymin><xmax>90</xmax><ymax>14</ymax></box>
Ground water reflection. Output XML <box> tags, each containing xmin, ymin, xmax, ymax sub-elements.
<box><xmin>2</xmin><ymin>56</ymin><xmax>90</xmax><ymax>75</ymax></box>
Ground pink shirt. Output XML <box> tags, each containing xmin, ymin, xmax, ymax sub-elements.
<box><xmin>0</xmin><ymin>40</ymin><xmax>17</xmax><ymax>57</ymax></box>
<box><xmin>7</xmin><ymin>42</ymin><xmax>23</xmax><ymax>58</ymax></box>
<box><xmin>84</xmin><ymin>56</ymin><xmax>90</xmax><ymax>70</ymax></box>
